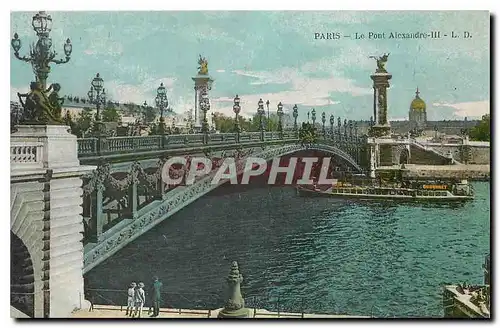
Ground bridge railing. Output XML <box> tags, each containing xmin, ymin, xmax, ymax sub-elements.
<box><xmin>84</xmin><ymin>287</ymin><xmax>379</xmax><ymax>317</ymax></box>
<box><xmin>77</xmin><ymin>131</ymin><xmax>299</xmax><ymax>157</ymax></box>
<box><xmin>11</xmin><ymin>141</ymin><xmax>44</xmax><ymax>170</ymax></box>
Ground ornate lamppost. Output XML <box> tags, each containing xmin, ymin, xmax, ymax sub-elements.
<box><xmin>266</xmin><ymin>99</ymin><xmax>270</xmax><ymax>131</ymax></box>
<box><xmin>277</xmin><ymin>101</ymin><xmax>284</xmax><ymax>139</ymax></box>
<box><xmin>330</xmin><ymin>115</ymin><xmax>334</xmax><ymax>137</ymax></box>
<box><xmin>233</xmin><ymin>95</ymin><xmax>241</xmax><ymax>143</ymax></box>
<box><xmin>307</xmin><ymin>111</ymin><xmax>310</xmax><ymax>123</ymax></box>
<box><xmin>257</xmin><ymin>98</ymin><xmax>265</xmax><ymax>141</ymax></box>
<box><xmin>11</xmin><ymin>11</ymin><xmax>73</xmax><ymax>124</ymax></box>
<box><xmin>311</xmin><ymin>108</ymin><xmax>316</xmax><ymax>128</ymax></box>
<box><xmin>200</xmin><ymin>86</ymin><xmax>211</xmax><ymax>142</ymax></box>
<box><xmin>337</xmin><ymin>117</ymin><xmax>342</xmax><ymax>139</ymax></box>
<box><xmin>321</xmin><ymin>112</ymin><xmax>326</xmax><ymax>138</ymax></box>
<box><xmin>142</xmin><ymin>101</ymin><xmax>148</xmax><ymax>125</ymax></box>
<box><xmin>87</xmin><ymin>73</ymin><xmax>106</xmax><ymax>136</ymax></box>
<box><xmin>155</xmin><ymin>82</ymin><xmax>168</xmax><ymax>135</ymax></box>
<box><xmin>293</xmin><ymin>104</ymin><xmax>298</xmax><ymax>135</ymax></box>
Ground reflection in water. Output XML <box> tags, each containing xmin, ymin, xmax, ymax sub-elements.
<box><xmin>86</xmin><ymin>182</ymin><xmax>489</xmax><ymax>317</ymax></box>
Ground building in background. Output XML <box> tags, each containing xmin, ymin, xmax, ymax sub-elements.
<box><xmin>408</xmin><ymin>88</ymin><xmax>427</xmax><ymax>129</ymax></box>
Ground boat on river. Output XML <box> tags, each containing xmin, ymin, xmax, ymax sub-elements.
<box><xmin>296</xmin><ymin>180</ymin><xmax>474</xmax><ymax>202</ymax></box>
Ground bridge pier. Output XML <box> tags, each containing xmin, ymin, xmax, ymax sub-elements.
<box><xmin>11</xmin><ymin>125</ymin><xmax>95</xmax><ymax>317</ymax></box>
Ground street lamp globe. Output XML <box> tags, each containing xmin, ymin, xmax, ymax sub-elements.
<box><xmin>91</xmin><ymin>73</ymin><xmax>104</xmax><ymax>92</ymax></box>
<box><xmin>11</xmin><ymin>33</ymin><xmax>21</xmax><ymax>53</ymax></box>
<box><xmin>258</xmin><ymin>98</ymin><xmax>264</xmax><ymax>112</ymax></box>
<box><xmin>100</xmin><ymin>88</ymin><xmax>106</xmax><ymax>104</ymax></box>
<box><xmin>87</xmin><ymin>88</ymin><xmax>94</xmax><ymax>102</ymax></box>
<box><xmin>157</xmin><ymin>82</ymin><xmax>166</xmax><ymax>96</ymax></box>
<box><xmin>277</xmin><ymin>102</ymin><xmax>283</xmax><ymax>113</ymax></box>
<box><xmin>32</xmin><ymin>11</ymin><xmax>53</xmax><ymax>36</ymax></box>
<box><xmin>63</xmin><ymin>38</ymin><xmax>72</xmax><ymax>57</ymax></box>
<box><xmin>233</xmin><ymin>94</ymin><xmax>241</xmax><ymax>115</ymax></box>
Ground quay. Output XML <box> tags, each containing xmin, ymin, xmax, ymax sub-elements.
<box><xmin>442</xmin><ymin>255</ymin><xmax>490</xmax><ymax>318</ymax></box>
<box><xmin>378</xmin><ymin>164</ymin><xmax>490</xmax><ymax>181</ymax></box>
<box><xmin>442</xmin><ymin>286</ymin><xmax>490</xmax><ymax>318</ymax></box>
<box><xmin>69</xmin><ymin>305</ymin><xmax>370</xmax><ymax>319</ymax></box>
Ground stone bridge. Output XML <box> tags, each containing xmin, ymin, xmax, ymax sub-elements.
<box><xmin>77</xmin><ymin>131</ymin><xmax>367</xmax><ymax>273</ymax></box>
<box><xmin>10</xmin><ymin>125</ymin><xmax>367</xmax><ymax>317</ymax></box>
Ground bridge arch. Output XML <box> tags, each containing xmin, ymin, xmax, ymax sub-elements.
<box><xmin>273</xmin><ymin>143</ymin><xmax>363</xmax><ymax>172</ymax></box>
<box><xmin>11</xmin><ymin>231</ymin><xmax>35</xmax><ymax>317</ymax></box>
<box><xmin>83</xmin><ymin>142</ymin><xmax>365</xmax><ymax>272</ymax></box>
<box><xmin>10</xmin><ymin>182</ymin><xmax>45</xmax><ymax>317</ymax></box>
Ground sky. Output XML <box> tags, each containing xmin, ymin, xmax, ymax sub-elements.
<box><xmin>10</xmin><ymin>11</ymin><xmax>490</xmax><ymax>121</ymax></box>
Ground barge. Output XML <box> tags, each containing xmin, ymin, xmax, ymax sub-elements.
<box><xmin>297</xmin><ymin>179</ymin><xmax>474</xmax><ymax>202</ymax></box>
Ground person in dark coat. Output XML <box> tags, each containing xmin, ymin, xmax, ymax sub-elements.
<box><xmin>151</xmin><ymin>276</ymin><xmax>163</xmax><ymax>317</ymax></box>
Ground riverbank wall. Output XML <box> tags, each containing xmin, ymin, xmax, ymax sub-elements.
<box><xmin>378</xmin><ymin>164</ymin><xmax>490</xmax><ymax>181</ymax></box>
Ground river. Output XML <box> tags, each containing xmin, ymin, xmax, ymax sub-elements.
<box><xmin>85</xmin><ymin>181</ymin><xmax>490</xmax><ymax>318</ymax></box>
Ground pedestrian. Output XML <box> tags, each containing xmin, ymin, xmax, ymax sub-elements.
<box><xmin>126</xmin><ymin>282</ymin><xmax>136</xmax><ymax>317</ymax></box>
<box><xmin>151</xmin><ymin>276</ymin><xmax>163</xmax><ymax>317</ymax></box>
<box><xmin>133</xmin><ymin>282</ymin><xmax>145</xmax><ymax>318</ymax></box>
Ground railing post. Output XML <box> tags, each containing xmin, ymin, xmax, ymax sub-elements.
<box><xmin>129</xmin><ymin>179</ymin><xmax>138</xmax><ymax>219</ymax></box>
<box><xmin>92</xmin><ymin>184</ymin><xmax>104</xmax><ymax>242</ymax></box>
<box><xmin>96</xmin><ymin>136</ymin><xmax>101</xmax><ymax>155</ymax></box>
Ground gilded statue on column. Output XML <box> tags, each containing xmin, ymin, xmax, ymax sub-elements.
<box><xmin>197</xmin><ymin>55</ymin><xmax>209</xmax><ymax>75</ymax></box>
<box><xmin>369</xmin><ymin>53</ymin><xmax>390</xmax><ymax>73</ymax></box>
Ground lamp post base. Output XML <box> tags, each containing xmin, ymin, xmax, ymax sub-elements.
<box><xmin>217</xmin><ymin>307</ymin><xmax>250</xmax><ymax>318</ymax></box>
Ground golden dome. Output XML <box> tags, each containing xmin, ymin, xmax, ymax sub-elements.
<box><xmin>410</xmin><ymin>88</ymin><xmax>426</xmax><ymax>112</ymax></box>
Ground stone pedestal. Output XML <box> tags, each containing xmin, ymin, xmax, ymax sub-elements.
<box><xmin>218</xmin><ymin>261</ymin><xmax>250</xmax><ymax>318</ymax></box>
<box><xmin>370</xmin><ymin>72</ymin><xmax>392</xmax><ymax>137</ymax></box>
<box><xmin>192</xmin><ymin>74</ymin><xmax>214</xmax><ymax>127</ymax></box>
<box><xmin>11</xmin><ymin>125</ymin><xmax>95</xmax><ymax>318</ymax></box>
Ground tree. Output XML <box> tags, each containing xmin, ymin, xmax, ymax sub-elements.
<box><xmin>75</xmin><ymin>108</ymin><xmax>94</xmax><ymax>137</ymax></box>
<box><xmin>299</xmin><ymin>122</ymin><xmax>318</xmax><ymax>144</ymax></box>
<box><xmin>102</xmin><ymin>106</ymin><xmax>120</xmax><ymax>122</ymax></box>
<box><xmin>250</xmin><ymin>113</ymin><xmax>279</xmax><ymax>131</ymax></box>
<box><xmin>143</xmin><ymin>105</ymin><xmax>157</xmax><ymax>124</ymax></box>
<box><xmin>212</xmin><ymin>112</ymin><xmax>235</xmax><ymax>132</ymax></box>
<box><xmin>469</xmin><ymin>114</ymin><xmax>490</xmax><ymax>142</ymax></box>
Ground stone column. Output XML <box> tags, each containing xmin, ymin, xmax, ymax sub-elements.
<box><xmin>192</xmin><ymin>75</ymin><xmax>214</xmax><ymax>131</ymax></box>
<box><xmin>218</xmin><ymin>261</ymin><xmax>250</xmax><ymax>318</ymax></box>
<box><xmin>369</xmin><ymin>61</ymin><xmax>392</xmax><ymax>138</ymax></box>
<box><xmin>11</xmin><ymin>125</ymin><xmax>95</xmax><ymax>318</ymax></box>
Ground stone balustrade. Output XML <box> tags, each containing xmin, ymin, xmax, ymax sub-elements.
<box><xmin>77</xmin><ymin>131</ymin><xmax>300</xmax><ymax>157</ymax></box>
<box><xmin>11</xmin><ymin>141</ymin><xmax>44</xmax><ymax>169</ymax></box>
<box><xmin>76</xmin><ymin>130</ymin><xmax>364</xmax><ymax>158</ymax></box>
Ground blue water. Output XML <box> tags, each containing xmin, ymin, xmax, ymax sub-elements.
<box><xmin>86</xmin><ymin>182</ymin><xmax>490</xmax><ymax>318</ymax></box>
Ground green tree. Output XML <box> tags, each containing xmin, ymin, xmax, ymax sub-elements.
<box><xmin>299</xmin><ymin>122</ymin><xmax>318</xmax><ymax>144</ymax></box>
<box><xmin>142</xmin><ymin>105</ymin><xmax>157</xmax><ymax>123</ymax></box>
<box><xmin>469</xmin><ymin>114</ymin><xmax>490</xmax><ymax>141</ymax></box>
<box><xmin>102</xmin><ymin>105</ymin><xmax>120</xmax><ymax>122</ymax></box>
<box><xmin>75</xmin><ymin>108</ymin><xmax>94</xmax><ymax>137</ymax></box>
<box><xmin>250</xmin><ymin>113</ymin><xmax>279</xmax><ymax>131</ymax></box>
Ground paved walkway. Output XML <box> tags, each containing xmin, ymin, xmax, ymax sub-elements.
<box><xmin>70</xmin><ymin>305</ymin><xmax>369</xmax><ymax>319</ymax></box>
